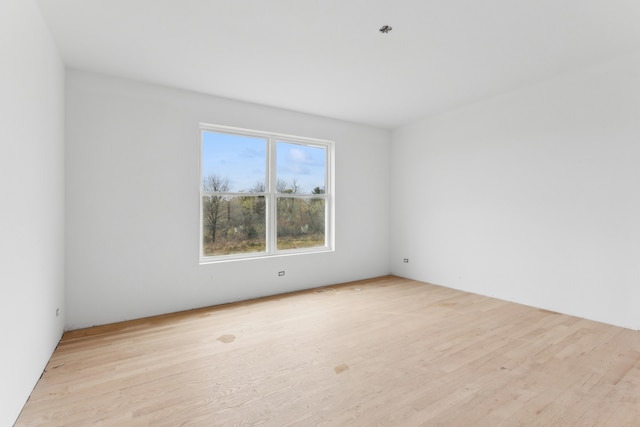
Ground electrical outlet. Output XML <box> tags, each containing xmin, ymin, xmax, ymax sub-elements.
<box><xmin>278</xmin><ymin>271</ymin><xmax>285</xmax><ymax>276</ymax></box>
<box><xmin>403</xmin><ymin>258</ymin><xmax>409</xmax><ymax>263</ymax></box>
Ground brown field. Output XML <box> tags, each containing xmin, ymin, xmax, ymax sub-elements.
<box><xmin>203</xmin><ymin>233</ymin><xmax>324</xmax><ymax>256</ymax></box>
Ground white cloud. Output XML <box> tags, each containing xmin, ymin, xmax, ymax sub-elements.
<box><xmin>288</xmin><ymin>148</ymin><xmax>310</xmax><ymax>163</ymax></box>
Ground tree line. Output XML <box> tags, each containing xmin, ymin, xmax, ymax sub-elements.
<box><xmin>202</xmin><ymin>175</ymin><xmax>325</xmax><ymax>256</ymax></box>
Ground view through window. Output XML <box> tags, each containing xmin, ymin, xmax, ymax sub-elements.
<box><xmin>200</xmin><ymin>125</ymin><xmax>333</xmax><ymax>261</ymax></box>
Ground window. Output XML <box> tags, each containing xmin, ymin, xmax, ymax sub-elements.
<box><xmin>200</xmin><ymin>124</ymin><xmax>334</xmax><ymax>262</ymax></box>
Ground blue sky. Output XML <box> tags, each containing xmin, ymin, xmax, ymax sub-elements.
<box><xmin>202</xmin><ymin>131</ymin><xmax>326</xmax><ymax>194</ymax></box>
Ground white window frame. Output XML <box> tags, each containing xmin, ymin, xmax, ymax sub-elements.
<box><xmin>199</xmin><ymin>123</ymin><xmax>335</xmax><ymax>264</ymax></box>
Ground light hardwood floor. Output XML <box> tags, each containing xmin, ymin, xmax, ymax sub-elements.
<box><xmin>16</xmin><ymin>276</ymin><xmax>640</xmax><ymax>426</ymax></box>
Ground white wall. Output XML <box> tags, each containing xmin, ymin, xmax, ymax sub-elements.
<box><xmin>0</xmin><ymin>0</ymin><xmax>65</xmax><ymax>425</ymax></box>
<box><xmin>65</xmin><ymin>70</ymin><xmax>390</xmax><ymax>329</ymax></box>
<box><xmin>391</xmin><ymin>50</ymin><xmax>640</xmax><ymax>330</ymax></box>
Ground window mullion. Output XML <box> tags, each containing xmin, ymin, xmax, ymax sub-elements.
<box><xmin>267</xmin><ymin>137</ymin><xmax>277</xmax><ymax>254</ymax></box>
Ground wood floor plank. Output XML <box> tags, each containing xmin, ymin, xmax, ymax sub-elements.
<box><xmin>15</xmin><ymin>276</ymin><xmax>640</xmax><ymax>426</ymax></box>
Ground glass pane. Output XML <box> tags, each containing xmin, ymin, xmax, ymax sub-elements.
<box><xmin>277</xmin><ymin>197</ymin><xmax>325</xmax><ymax>250</ymax></box>
<box><xmin>276</xmin><ymin>141</ymin><xmax>326</xmax><ymax>195</ymax></box>
<box><xmin>202</xmin><ymin>131</ymin><xmax>267</xmax><ymax>193</ymax></box>
<box><xmin>202</xmin><ymin>195</ymin><xmax>266</xmax><ymax>256</ymax></box>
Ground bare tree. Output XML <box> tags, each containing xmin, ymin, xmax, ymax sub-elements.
<box><xmin>203</xmin><ymin>175</ymin><xmax>229</xmax><ymax>243</ymax></box>
<box><xmin>276</xmin><ymin>179</ymin><xmax>289</xmax><ymax>193</ymax></box>
<box><xmin>248</xmin><ymin>182</ymin><xmax>266</xmax><ymax>217</ymax></box>
<box><xmin>251</xmin><ymin>181</ymin><xmax>265</xmax><ymax>193</ymax></box>
<box><xmin>290</xmin><ymin>178</ymin><xmax>301</xmax><ymax>195</ymax></box>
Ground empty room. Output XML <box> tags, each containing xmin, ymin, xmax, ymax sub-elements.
<box><xmin>3</xmin><ymin>0</ymin><xmax>640</xmax><ymax>425</ymax></box>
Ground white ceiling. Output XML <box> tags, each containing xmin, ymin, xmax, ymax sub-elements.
<box><xmin>36</xmin><ymin>0</ymin><xmax>640</xmax><ymax>129</ymax></box>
